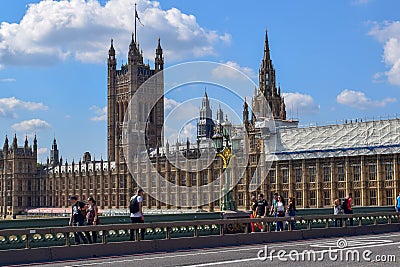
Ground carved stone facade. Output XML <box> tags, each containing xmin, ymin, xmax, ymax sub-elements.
<box><xmin>0</xmin><ymin>29</ymin><xmax>399</xmax><ymax>218</ymax></box>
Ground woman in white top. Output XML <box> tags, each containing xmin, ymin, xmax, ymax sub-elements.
<box><xmin>276</xmin><ymin>195</ymin><xmax>286</xmax><ymax>231</ymax></box>
<box><xmin>333</xmin><ymin>199</ymin><xmax>343</xmax><ymax>227</ymax></box>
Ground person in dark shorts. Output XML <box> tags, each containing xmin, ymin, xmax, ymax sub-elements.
<box><xmin>129</xmin><ymin>188</ymin><xmax>145</xmax><ymax>241</ymax></box>
<box><xmin>255</xmin><ymin>193</ymin><xmax>269</xmax><ymax>231</ymax></box>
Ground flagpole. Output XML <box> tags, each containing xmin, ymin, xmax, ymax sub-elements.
<box><xmin>134</xmin><ymin>2</ymin><xmax>137</xmax><ymax>43</ymax></box>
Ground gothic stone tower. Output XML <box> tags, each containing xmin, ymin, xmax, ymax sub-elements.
<box><xmin>0</xmin><ymin>135</ymin><xmax>38</xmax><ymax>218</ymax></box>
<box><xmin>197</xmin><ymin>90</ymin><xmax>215</xmax><ymax>139</ymax></box>
<box><xmin>253</xmin><ymin>29</ymin><xmax>286</xmax><ymax>120</ymax></box>
<box><xmin>107</xmin><ymin>35</ymin><xmax>164</xmax><ymax>162</ymax></box>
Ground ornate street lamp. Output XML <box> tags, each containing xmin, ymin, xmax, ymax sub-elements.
<box><xmin>212</xmin><ymin>124</ymin><xmax>236</xmax><ymax>211</ymax></box>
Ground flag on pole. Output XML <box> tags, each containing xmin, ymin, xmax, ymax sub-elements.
<box><xmin>135</xmin><ymin>10</ymin><xmax>144</xmax><ymax>26</ymax></box>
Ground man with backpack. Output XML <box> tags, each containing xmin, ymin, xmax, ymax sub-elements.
<box><xmin>68</xmin><ymin>195</ymin><xmax>88</xmax><ymax>244</ymax></box>
<box><xmin>129</xmin><ymin>188</ymin><xmax>145</xmax><ymax>241</ymax></box>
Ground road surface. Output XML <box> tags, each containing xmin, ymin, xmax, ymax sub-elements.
<box><xmin>5</xmin><ymin>232</ymin><xmax>400</xmax><ymax>266</ymax></box>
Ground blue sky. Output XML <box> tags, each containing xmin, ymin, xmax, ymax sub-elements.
<box><xmin>0</xmin><ymin>0</ymin><xmax>399</xmax><ymax>162</ymax></box>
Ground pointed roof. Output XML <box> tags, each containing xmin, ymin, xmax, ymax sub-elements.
<box><xmin>108</xmin><ymin>38</ymin><xmax>115</xmax><ymax>56</ymax></box>
<box><xmin>156</xmin><ymin>37</ymin><xmax>163</xmax><ymax>53</ymax></box>
<box><xmin>263</xmin><ymin>27</ymin><xmax>271</xmax><ymax>62</ymax></box>
<box><xmin>12</xmin><ymin>133</ymin><xmax>17</xmax><ymax>148</ymax></box>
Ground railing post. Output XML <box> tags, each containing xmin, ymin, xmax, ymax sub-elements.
<box><xmin>135</xmin><ymin>229</ymin><xmax>140</xmax><ymax>241</ymax></box>
<box><xmin>65</xmin><ymin>232</ymin><xmax>71</xmax><ymax>246</ymax></box>
<box><xmin>342</xmin><ymin>218</ymin><xmax>347</xmax><ymax>228</ymax></box>
<box><xmin>165</xmin><ymin>227</ymin><xmax>170</xmax><ymax>239</ymax></box>
<box><xmin>373</xmin><ymin>216</ymin><xmax>377</xmax><ymax>225</ymax></box>
<box><xmin>194</xmin><ymin>225</ymin><xmax>198</xmax><ymax>238</ymax></box>
<box><xmin>219</xmin><ymin>223</ymin><xmax>224</xmax><ymax>236</ymax></box>
<box><xmin>388</xmin><ymin>216</ymin><xmax>392</xmax><ymax>224</ymax></box>
<box><xmin>358</xmin><ymin>217</ymin><xmax>362</xmax><ymax>226</ymax></box>
<box><xmin>25</xmin><ymin>234</ymin><xmax>30</xmax><ymax>249</ymax></box>
<box><xmin>102</xmin><ymin>230</ymin><xmax>107</xmax><ymax>244</ymax></box>
<box><xmin>307</xmin><ymin>220</ymin><xmax>311</xmax><ymax>230</ymax></box>
<box><xmin>325</xmin><ymin>219</ymin><xmax>329</xmax><ymax>229</ymax></box>
<box><xmin>267</xmin><ymin>222</ymin><xmax>271</xmax><ymax>233</ymax></box>
<box><xmin>244</xmin><ymin>222</ymin><xmax>249</xmax><ymax>234</ymax></box>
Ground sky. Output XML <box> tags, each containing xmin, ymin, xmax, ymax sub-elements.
<box><xmin>0</xmin><ymin>0</ymin><xmax>399</xmax><ymax>162</ymax></box>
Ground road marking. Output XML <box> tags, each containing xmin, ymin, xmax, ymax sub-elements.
<box><xmin>310</xmin><ymin>239</ymin><xmax>393</xmax><ymax>248</ymax></box>
<box><xmin>181</xmin><ymin>240</ymin><xmax>400</xmax><ymax>267</ymax></box>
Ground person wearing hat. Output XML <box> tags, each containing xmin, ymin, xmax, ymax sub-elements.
<box><xmin>69</xmin><ymin>195</ymin><xmax>88</xmax><ymax>244</ymax></box>
<box><xmin>129</xmin><ymin>188</ymin><xmax>145</xmax><ymax>241</ymax></box>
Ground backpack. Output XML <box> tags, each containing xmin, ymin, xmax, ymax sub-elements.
<box><xmin>79</xmin><ymin>201</ymin><xmax>88</xmax><ymax>218</ymax></box>
<box><xmin>341</xmin><ymin>198</ymin><xmax>348</xmax><ymax>211</ymax></box>
<box><xmin>129</xmin><ymin>196</ymin><xmax>140</xmax><ymax>214</ymax></box>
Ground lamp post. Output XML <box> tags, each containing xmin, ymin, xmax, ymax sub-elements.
<box><xmin>212</xmin><ymin>125</ymin><xmax>236</xmax><ymax>211</ymax></box>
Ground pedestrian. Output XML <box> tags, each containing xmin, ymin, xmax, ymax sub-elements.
<box><xmin>276</xmin><ymin>195</ymin><xmax>286</xmax><ymax>231</ymax></box>
<box><xmin>69</xmin><ymin>195</ymin><xmax>88</xmax><ymax>244</ymax></box>
<box><xmin>287</xmin><ymin>197</ymin><xmax>296</xmax><ymax>230</ymax></box>
<box><xmin>270</xmin><ymin>193</ymin><xmax>279</xmax><ymax>217</ymax></box>
<box><xmin>333</xmin><ymin>199</ymin><xmax>343</xmax><ymax>227</ymax></box>
<box><xmin>255</xmin><ymin>193</ymin><xmax>269</xmax><ymax>232</ymax></box>
<box><xmin>343</xmin><ymin>193</ymin><xmax>353</xmax><ymax>226</ymax></box>
<box><xmin>250</xmin><ymin>195</ymin><xmax>262</xmax><ymax>233</ymax></box>
<box><xmin>396</xmin><ymin>192</ymin><xmax>400</xmax><ymax>221</ymax></box>
<box><xmin>129</xmin><ymin>188</ymin><xmax>145</xmax><ymax>241</ymax></box>
<box><xmin>85</xmin><ymin>196</ymin><xmax>99</xmax><ymax>243</ymax></box>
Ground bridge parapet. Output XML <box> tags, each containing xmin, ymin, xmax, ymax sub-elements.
<box><xmin>0</xmin><ymin>211</ymin><xmax>398</xmax><ymax>250</ymax></box>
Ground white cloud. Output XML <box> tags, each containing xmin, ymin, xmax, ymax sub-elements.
<box><xmin>351</xmin><ymin>0</ymin><xmax>373</xmax><ymax>5</ymax></box>
<box><xmin>12</xmin><ymin>119</ymin><xmax>51</xmax><ymax>132</ymax></box>
<box><xmin>211</xmin><ymin>61</ymin><xmax>256</xmax><ymax>80</ymax></box>
<box><xmin>164</xmin><ymin>122</ymin><xmax>197</xmax><ymax>143</ymax></box>
<box><xmin>0</xmin><ymin>78</ymin><xmax>16</xmax><ymax>82</ymax></box>
<box><xmin>164</xmin><ymin>97</ymin><xmax>179</xmax><ymax>111</ymax></box>
<box><xmin>282</xmin><ymin>92</ymin><xmax>320</xmax><ymax>115</ymax></box>
<box><xmin>336</xmin><ymin>89</ymin><xmax>397</xmax><ymax>109</ymax></box>
<box><xmin>369</xmin><ymin>21</ymin><xmax>400</xmax><ymax>86</ymax></box>
<box><xmin>0</xmin><ymin>97</ymin><xmax>48</xmax><ymax>118</ymax></box>
<box><xmin>37</xmin><ymin>147</ymin><xmax>48</xmax><ymax>155</ymax></box>
<box><xmin>90</xmin><ymin>105</ymin><xmax>107</xmax><ymax>121</ymax></box>
<box><xmin>0</xmin><ymin>0</ymin><xmax>230</xmax><ymax>67</ymax></box>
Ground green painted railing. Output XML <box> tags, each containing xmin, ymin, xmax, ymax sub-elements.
<box><xmin>0</xmin><ymin>212</ymin><xmax>398</xmax><ymax>251</ymax></box>
<box><xmin>0</xmin><ymin>212</ymin><xmax>222</xmax><ymax>230</ymax></box>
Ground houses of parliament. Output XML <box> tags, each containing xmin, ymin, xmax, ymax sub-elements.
<box><xmin>1</xmin><ymin>26</ymin><xmax>400</xmax><ymax>218</ymax></box>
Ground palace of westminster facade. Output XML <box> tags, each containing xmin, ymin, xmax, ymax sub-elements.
<box><xmin>1</xmin><ymin>28</ymin><xmax>399</xmax><ymax>217</ymax></box>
